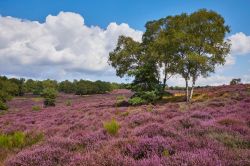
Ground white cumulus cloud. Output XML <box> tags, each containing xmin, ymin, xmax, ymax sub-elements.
<box><xmin>0</xmin><ymin>12</ymin><xmax>249</xmax><ymax>86</ymax></box>
<box><xmin>0</xmin><ymin>12</ymin><xmax>143</xmax><ymax>79</ymax></box>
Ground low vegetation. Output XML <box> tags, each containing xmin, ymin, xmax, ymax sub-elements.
<box><xmin>32</xmin><ymin>105</ymin><xmax>41</xmax><ymax>111</ymax></box>
<box><xmin>103</xmin><ymin>119</ymin><xmax>120</xmax><ymax>135</ymax></box>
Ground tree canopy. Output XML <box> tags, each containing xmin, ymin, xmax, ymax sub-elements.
<box><xmin>109</xmin><ymin>9</ymin><xmax>231</xmax><ymax>103</ymax></box>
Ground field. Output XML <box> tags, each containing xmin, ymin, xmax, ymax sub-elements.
<box><xmin>0</xmin><ymin>84</ymin><xmax>250</xmax><ymax>166</ymax></box>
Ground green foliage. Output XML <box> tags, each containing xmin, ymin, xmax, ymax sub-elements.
<box><xmin>230</xmin><ymin>78</ymin><xmax>241</xmax><ymax>85</ymax></box>
<box><xmin>32</xmin><ymin>105</ymin><xmax>41</xmax><ymax>111</ymax></box>
<box><xmin>65</xmin><ymin>100</ymin><xmax>72</xmax><ymax>106</ymax></box>
<box><xmin>103</xmin><ymin>119</ymin><xmax>120</xmax><ymax>135</ymax></box>
<box><xmin>0</xmin><ymin>131</ymin><xmax>43</xmax><ymax>150</ymax></box>
<box><xmin>162</xmin><ymin>149</ymin><xmax>170</xmax><ymax>157</ymax></box>
<box><xmin>59</xmin><ymin>80</ymin><xmax>76</xmax><ymax>93</ymax></box>
<box><xmin>209</xmin><ymin>132</ymin><xmax>250</xmax><ymax>149</ymax></box>
<box><xmin>41</xmin><ymin>88</ymin><xmax>57</xmax><ymax>106</ymax></box>
<box><xmin>115</xmin><ymin>95</ymin><xmax>127</xmax><ymax>107</ymax></box>
<box><xmin>108</xmin><ymin>9</ymin><xmax>230</xmax><ymax>103</ymax></box>
<box><xmin>0</xmin><ymin>100</ymin><xmax>8</xmax><ymax>110</ymax></box>
<box><xmin>128</xmin><ymin>97</ymin><xmax>146</xmax><ymax>106</ymax></box>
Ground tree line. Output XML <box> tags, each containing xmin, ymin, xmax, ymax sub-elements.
<box><xmin>0</xmin><ymin>76</ymin><xmax>125</xmax><ymax>109</ymax></box>
<box><xmin>109</xmin><ymin>9</ymin><xmax>231</xmax><ymax>103</ymax></box>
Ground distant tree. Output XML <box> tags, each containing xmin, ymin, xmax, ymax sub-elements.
<box><xmin>58</xmin><ymin>80</ymin><xmax>75</xmax><ymax>93</ymax></box>
<box><xmin>42</xmin><ymin>88</ymin><xmax>57</xmax><ymax>106</ymax></box>
<box><xmin>230</xmin><ymin>78</ymin><xmax>241</xmax><ymax>85</ymax></box>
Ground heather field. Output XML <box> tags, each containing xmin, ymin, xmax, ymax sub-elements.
<box><xmin>0</xmin><ymin>84</ymin><xmax>249</xmax><ymax>166</ymax></box>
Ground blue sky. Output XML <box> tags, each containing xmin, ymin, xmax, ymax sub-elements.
<box><xmin>0</xmin><ymin>0</ymin><xmax>250</xmax><ymax>86</ymax></box>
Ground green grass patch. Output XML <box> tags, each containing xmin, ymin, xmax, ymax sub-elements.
<box><xmin>103</xmin><ymin>119</ymin><xmax>120</xmax><ymax>135</ymax></box>
<box><xmin>65</xmin><ymin>100</ymin><xmax>72</xmax><ymax>106</ymax></box>
<box><xmin>32</xmin><ymin>105</ymin><xmax>41</xmax><ymax>111</ymax></box>
<box><xmin>0</xmin><ymin>131</ymin><xmax>44</xmax><ymax>150</ymax></box>
<box><xmin>209</xmin><ymin>132</ymin><xmax>250</xmax><ymax>149</ymax></box>
<box><xmin>31</xmin><ymin>97</ymin><xmax>43</xmax><ymax>102</ymax></box>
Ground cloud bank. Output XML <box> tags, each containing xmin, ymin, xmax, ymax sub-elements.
<box><xmin>0</xmin><ymin>12</ymin><xmax>249</xmax><ymax>85</ymax></box>
<box><xmin>0</xmin><ymin>12</ymin><xmax>142</xmax><ymax>79</ymax></box>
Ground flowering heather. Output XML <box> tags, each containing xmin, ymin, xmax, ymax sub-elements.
<box><xmin>0</xmin><ymin>84</ymin><xmax>250</xmax><ymax>165</ymax></box>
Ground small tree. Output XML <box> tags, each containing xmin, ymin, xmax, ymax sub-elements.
<box><xmin>230</xmin><ymin>78</ymin><xmax>241</xmax><ymax>85</ymax></box>
<box><xmin>42</xmin><ymin>88</ymin><xmax>57</xmax><ymax>106</ymax></box>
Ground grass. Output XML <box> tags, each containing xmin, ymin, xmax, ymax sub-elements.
<box><xmin>0</xmin><ymin>131</ymin><xmax>44</xmax><ymax>164</ymax></box>
<box><xmin>65</xmin><ymin>100</ymin><xmax>72</xmax><ymax>106</ymax></box>
<box><xmin>209</xmin><ymin>132</ymin><xmax>250</xmax><ymax>149</ymax></box>
<box><xmin>31</xmin><ymin>97</ymin><xmax>44</xmax><ymax>102</ymax></box>
<box><xmin>217</xmin><ymin>118</ymin><xmax>242</xmax><ymax>126</ymax></box>
<box><xmin>0</xmin><ymin>131</ymin><xmax>44</xmax><ymax>149</ymax></box>
<box><xmin>32</xmin><ymin>105</ymin><xmax>41</xmax><ymax>111</ymax></box>
<box><xmin>146</xmin><ymin>104</ymin><xmax>153</xmax><ymax>112</ymax></box>
<box><xmin>103</xmin><ymin>119</ymin><xmax>120</xmax><ymax>135</ymax></box>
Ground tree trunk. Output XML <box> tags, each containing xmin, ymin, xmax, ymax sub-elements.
<box><xmin>185</xmin><ymin>78</ymin><xmax>189</xmax><ymax>102</ymax></box>
<box><xmin>189</xmin><ymin>81</ymin><xmax>195</xmax><ymax>102</ymax></box>
<box><xmin>162</xmin><ymin>72</ymin><xmax>167</xmax><ymax>92</ymax></box>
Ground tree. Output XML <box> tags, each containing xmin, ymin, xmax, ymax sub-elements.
<box><xmin>42</xmin><ymin>88</ymin><xmax>57</xmax><ymax>106</ymax></box>
<box><xmin>108</xmin><ymin>35</ymin><xmax>161</xmax><ymax>103</ymax></box>
<box><xmin>109</xmin><ymin>9</ymin><xmax>230</xmax><ymax>103</ymax></box>
<box><xmin>230</xmin><ymin>78</ymin><xmax>241</xmax><ymax>85</ymax></box>
<box><xmin>170</xmin><ymin>9</ymin><xmax>231</xmax><ymax>102</ymax></box>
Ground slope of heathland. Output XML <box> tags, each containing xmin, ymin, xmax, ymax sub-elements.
<box><xmin>0</xmin><ymin>85</ymin><xmax>250</xmax><ymax>165</ymax></box>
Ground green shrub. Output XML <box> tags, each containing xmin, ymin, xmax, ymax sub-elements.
<box><xmin>115</xmin><ymin>95</ymin><xmax>127</xmax><ymax>106</ymax></box>
<box><xmin>41</xmin><ymin>88</ymin><xmax>57</xmax><ymax>106</ymax></box>
<box><xmin>32</xmin><ymin>105</ymin><xmax>41</xmax><ymax>111</ymax></box>
<box><xmin>0</xmin><ymin>100</ymin><xmax>8</xmax><ymax>110</ymax></box>
<box><xmin>209</xmin><ymin>132</ymin><xmax>250</xmax><ymax>149</ymax></box>
<box><xmin>0</xmin><ymin>131</ymin><xmax>43</xmax><ymax>150</ymax></box>
<box><xmin>140</xmin><ymin>91</ymin><xmax>160</xmax><ymax>103</ymax></box>
<box><xmin>103</xmin><ymin>119</ymin><xmax>120</xmax><ymax>135</ymax></box>
<box><xmin>128</xmin><ymin>97</ymin><xmax>146</xmax><ymax>106</ymax></box>
<box><xmin>0</xmin><ymin>131</ymin><xmax>25</xmax><ymax>149</ymax></box>
<box><xmin>65</xmin><ymin>100</ymin><xmax>72</xmax><ymax>106</ymax></box>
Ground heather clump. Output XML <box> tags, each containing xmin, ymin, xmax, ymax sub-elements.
<box><xmin>134</xmin><ymin>123</ymin><xmax>177</xmax><ymax>138</ymax></box>
<box><xmin>217</xmin><ymin>118</ymin><xmax>242</xmax><ymax>126</ymax></box>
<box><xmin>128</xmin><ymin>112</ymin><xmax>153</xmax><ymax>128</ymax></box>
<box><xmin>123</xmin><ymin>136</ymin><xmax>174</xmax><ymax>160</ymax></box>
<box><xmin>6</xmin><ymin>146</ymin><xmax>72</xmax><ymax>166</ymax></box>
<box><xmin>179</xmin><ymin>118</ymin><xmax>200</xmax><ymax>129</ymax></box>
<box><xmin>208</xmin><ymin>132</ymin><xmax>250</xmax><ymax>149</ymax></box>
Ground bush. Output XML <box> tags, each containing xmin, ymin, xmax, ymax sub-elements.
<box><xmin>41</xmin><ymin>88</ymin><xmax>57</xmax><ymax>106</ymax></box>
<box><xmin>103</xmin><ymin>119</ymin><xmax>120</xmax><ymax>135</ymax></box>
<box><xmin>32</xmin><ymin>105</ymin><xmax>41</xmax><ymax>111</ymax></box>
<box><xmin>115</xmin><ymin>95</ymin><xmax>127</xmax><ymax>107</ymax></box>
<box><xmin>128</xmin><ymin>97</ymin><xmax>146</xmax><ymax>106</ymax></box>
<box><xmin>65</xmin><ymin>100</ymin><xmax>72</xmax><ymax>106</ymax></box>
<box><xmin>0</xmin><ymin>100</ymin><xmax>8</xmax><ymax>110</ymax></box>
<box><xmin>0</xmin><ymin>131</ymin><xmax>25</xmax><ymax>149</ymax></box>
<box><xmin>230</xmin><ymin>78</ymin><xmax>241</xmax><ymax>85</ymax></box>
<box><xmin>140</xmin><ymin>91</ymin><xmax>160</xmax><ymax>103</ymax></box>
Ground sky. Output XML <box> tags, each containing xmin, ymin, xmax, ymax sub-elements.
<box><xmin>0</xmin><ymin>0</ymin><xmax>250</xmax><ymax>86</ymax></box>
